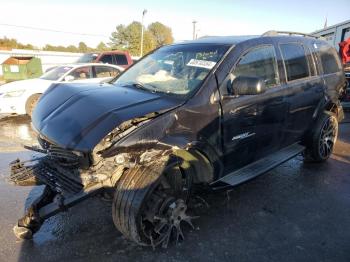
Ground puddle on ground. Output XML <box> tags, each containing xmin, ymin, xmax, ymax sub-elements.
<box><xmin>0</xmin><ymin>116</ymin><xmax>37</xmax><ymax>152</ymax></box>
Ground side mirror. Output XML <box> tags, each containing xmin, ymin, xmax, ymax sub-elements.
<box><xmin>64</xmin><ymin>75</ymin><xmax>75</xmax><ymax>82</ymax></box>
<box><xmin>230</xmin><ymin>76</ymin><xmax>266</xmax><ymax>96</ymax></box>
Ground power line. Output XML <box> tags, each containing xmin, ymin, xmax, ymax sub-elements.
<box><xmin>0</xmin><ymin>23</ymin><xmax>109</xmax><ymax>38</ymax></box>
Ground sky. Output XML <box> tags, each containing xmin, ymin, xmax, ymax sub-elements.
<box><xmin>0</xmin><ymin>0</ymin><xmax>349</xmax><ymax>48</ymax></box>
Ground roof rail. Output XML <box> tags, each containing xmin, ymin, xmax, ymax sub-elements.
<box><xmin>262</xmin><ymin>30</ymin><xmax>322</xmax><ymax>39</ymax></box>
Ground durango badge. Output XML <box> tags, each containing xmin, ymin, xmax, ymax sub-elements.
<box><xmin>232</xmin><ymin>132</ymin><xmax>256</xmax><ymax>141</ymax></box>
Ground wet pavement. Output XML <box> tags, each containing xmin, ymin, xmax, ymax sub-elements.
<box><xmin>0</xmin><ymin>115</ymin><xmax>349</xmax><ymax>262</ymax></box>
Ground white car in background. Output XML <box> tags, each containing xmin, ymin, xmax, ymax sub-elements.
<box><xmin>0</xmin><ymin>63</ymin><xmax>123</xmax><ymax>117</ymax></box>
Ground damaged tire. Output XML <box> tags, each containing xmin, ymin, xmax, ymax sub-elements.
<box><xmin>112</xmin><ymin>162</ymin><xmax>195</xmax><ymax>248</ymax></box>
<box><xmin>303</xmin><ymin>112</ymin><xmax>338</xmax><ymax>162</ymax></box>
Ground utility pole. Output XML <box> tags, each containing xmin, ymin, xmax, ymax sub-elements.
<box><xmin>140</xmin><ymin>9</ymin><xmax>147</xmax><ymax>57</ymax></box>
<box><xmin>192</xmin><ymin>20</ymin><xmax>197</xmax><ymax>40</ymax></box>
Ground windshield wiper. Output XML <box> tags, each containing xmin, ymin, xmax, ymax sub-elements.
<box><xmin>124</xmin><ymin>81</ymin><xmax>158</xmax><ymax>93</ymax></box>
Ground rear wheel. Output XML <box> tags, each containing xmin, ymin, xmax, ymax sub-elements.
<box><xmin>304</xmin><ymin>112</ymin><xmax>338</xmax><ymax>162</ymax></box>
<box><xmin>25</xmin><ymin>94</ymin><xmax>41</xmax><ymax>117</ymax></box>
<box><xmin>112</xmin><ymin>162</ymin><xmax>195</xmax><ymax>248</ymax></box>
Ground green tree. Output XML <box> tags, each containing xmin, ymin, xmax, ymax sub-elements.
<box><xmin>78</xmin><ymin>42</ymin><xmax>88</xmax><ymax>52</ymax></box>
<box><xmin>96</xmin><ymin>41</ymin><xmax>109</xmax><ymax>51</ymax></box>
<box><xmin>109</xmin><ymin>24</ymin><xmax>128</xmax><ymax>50</ymax></box>
<box><xmin>43</xmin><ymin>44</ymin><xmax>68</xmax><ymax>52</ymax></box>
<box><xmin>56</xmin><ymin>45</ymin><xmax>67</xmax><ymax>52</ymax></box>
<box><xmin>109</xmin><ymin>21</ymin><xmax>158</xmax><ymax>56</ymax></box>
<box><xmin>66</xmin><ymin>45</ymin><xmax>79</xmax><ymax>52</ymax></box>
<box><xmin>148</xmin><ymin>22</ymin><xmax>174</xmax><ymax>47</ymax></box>
<box><xmin>109</xmin><ymin>22</ymin><xmax>142</xmax><ymax>55</ymax></box>
<box><xmin>0</xmin><ymin>37</ymin><xmax>37</xmax><ymax>50</ymax></box>
<box><xmin>15</xmin><ymin>42</ymin><xmax>34</xmax><ymax>49</ymax></box>
<box><xmin>43</xmin><ymin>44</ymin><xmax>56</xmax><ymax>51</ymax></box>
<box><xmin>144</xmin><ymin>31</ymin><xmax>156</xmax><ymax>53</ymax></box>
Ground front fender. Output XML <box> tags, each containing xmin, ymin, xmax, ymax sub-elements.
<box><xmin>97</xmin><ymin>110</ymin><xmax>223</xmax><ymax>183</ymax></box>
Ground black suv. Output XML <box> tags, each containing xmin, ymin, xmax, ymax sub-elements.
<box><xmin>10</xmin><ymin>31</ymin><xmax>346</xmax><ymax>248</ymax></box>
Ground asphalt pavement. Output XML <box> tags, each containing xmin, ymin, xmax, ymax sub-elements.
<box><xmin>0</xmin><ymin>114</ymin><xmax>349</xmax><ymax>262</ymax></box>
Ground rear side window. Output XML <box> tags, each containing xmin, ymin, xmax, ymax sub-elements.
<box><xmin>68</xmin><ymin>66</ymin><xmax>93</xmax><ymax>80</ymax></box>
<box><xmin>280</xmin><ymin>43</ymin><xmax>310</xmax><ymax>81</ymax></box>
<box><xmin>316</xmin><ymin>43</ymin><xmax>341</xmax><ymax>74</ymax></box>
<box><xmin>233</xmin><ymin>45</ymin><xmax>279</xmax><ymax>88</ymax></box>
<box><xmin>100</xmin><ymin>55</ymin><xmax>113</xmax><ymax>64</ymax></box>
<box><xmin>94</xmin><ymin>66</ymin><xmax>120</xmax><ymax>78</ymax></box>
<box><xmin>114</xmin><ymin>54</ymin><xmax>128</xmax><ymax>65</ymax></box>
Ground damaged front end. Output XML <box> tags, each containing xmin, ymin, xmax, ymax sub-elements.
<box><xmin>8</xmin><ymin>110</ymin><xmax>177</xmax><ymax>241</ymax></box>
<box><xmin>7</xmin><ymin>80</ymin><xmax>188</xmax><ymax>240</ymax></box>
<box><xmin>9</xmin><ymin>139</ymin><xmax>108</xmax><ymax>239</ymax></box>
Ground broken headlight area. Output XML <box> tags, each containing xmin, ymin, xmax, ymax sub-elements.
<box><xmin>92</xmin><ymin>114</ymin><xmax>156</xmax><ymax>157</ymax></box>
<box><xmin>91</xmin><ymin>113</ymin><xmax>164</xmax><ymax>168</ymax></box>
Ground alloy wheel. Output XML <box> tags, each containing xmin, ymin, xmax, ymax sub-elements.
<box><xmin>318</xmin><ymin>116</ymin><xmax>338</xmax><ymax>159</ymax></box>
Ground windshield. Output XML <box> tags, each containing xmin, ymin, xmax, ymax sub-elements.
<box><xmin>40</xmin><ymin>66</ymin><xmax>73</xmax><ymax>81</ymax></box>
<box><xmin>76</xmin><ymin>53</ymin><xmax>99</xmax><ymax>63</ymax></box>
<box><xmin>113</xmin><ymin>44</ymin><xmax>230</xmax><ymax>96</ymax></box>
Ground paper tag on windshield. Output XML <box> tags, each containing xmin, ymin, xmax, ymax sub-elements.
<box><xmin>163</xmin><ymin>60</ymin><xmax>174</xmax><ymax>65</ymax></box>
<box><xmin>186</xmin><ymin>59</ymin><xmax>216</xmax><ymax>69</ymax></box>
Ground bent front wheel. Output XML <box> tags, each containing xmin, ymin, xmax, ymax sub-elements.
<box><xmin>112</xmin><ymin>163</ymin><xmax>195</xmax><ymax>248</ymax></box>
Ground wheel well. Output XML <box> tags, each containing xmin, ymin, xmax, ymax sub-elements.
<box><xmin>174</xmin><ymin>149</ymin><xmax>215</xmax><ymax>184</ymax></box>
<box><xmin>110</xmin><ymin>147</ymin><xmax>218</xmax><ymax>186</ymax></box>
<box><xmin>303</xmin><ymin>102</ymin><xmax>340</xmax><ymax>146</ymax></box>
<box><xmin>25</xmin><ymin>93</ymin><xmax>42</xmax><ymax>115</ymax></box>
<box><xmin>324</xmin><ymin>101</ymin><xmax>344</xmax><ymax>122</ymax></box>
<box><xmin>26</xmin><ymin>93</ymin><xmax>42</xmax><ymax>105</ymax></box>
<box><xmin>324</xmin><ymin>102</ymin><xmax>338</xmax><ymax>115</ymax></box>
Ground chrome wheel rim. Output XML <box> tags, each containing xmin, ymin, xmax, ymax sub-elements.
<box><xmin>140</xmin><ymin>166</ymin><xmax>196</xmax><ymax>249</ymax></box>
<box><xmin>319</xmin><ymin>116</ymin><xmax>337</xmax><ymax>159</ymax></box>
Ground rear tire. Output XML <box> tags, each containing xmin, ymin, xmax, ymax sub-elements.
<box><xmin>25</xmin><ymin>94</ymin><xmax>41</xmax><ymax>117</ymax></box>
<box><xmin>303</xmin><ymin>112</ymin><xmax>338</xmax><ymax>162</ymax></box>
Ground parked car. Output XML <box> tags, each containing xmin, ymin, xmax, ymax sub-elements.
<box><xmin>0</xmin><ymin>63</ymin><xmax>123</xmax><ymax>116</ymax></box>
<box><xmin>341</xmin><ymin>69</ymin><xmax>350</xmax><ymax>108</ymax></box>
<box><xmin>10</xmin><ymin>33</ymin><xmax>346</xmax><ymax>248</ymax></box>
<box><xmin>76</xmin><ymin>50</ymin><xmax>133</xmax><ymax>69</ymax></box>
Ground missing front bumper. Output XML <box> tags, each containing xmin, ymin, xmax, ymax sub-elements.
<box><xmin>9</xmin><ymin>145</ymin><xmax>105</xmax><ymax>240</ymax></box>
<box><xmin>13</xmin><ymin>184</ymin><xmax>104</xmax><ymax>240</ymax></box>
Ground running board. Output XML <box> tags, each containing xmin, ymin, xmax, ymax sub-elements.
<box><xmin>211</xmin><ymin>143</ymin><xmax>305</xmax><ymax>188</ymax></box>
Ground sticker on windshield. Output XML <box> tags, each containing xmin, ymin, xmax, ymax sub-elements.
<box><xmin>186</xmin><ymin>59</ymin><xmax>216</xmax><ymax>69</ymax></box>
<box><xmin>163</xmin><ymin>60</ymin><xmax>174</xmax><ymax>65</ymax></box>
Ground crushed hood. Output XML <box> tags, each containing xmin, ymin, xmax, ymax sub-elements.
<box><xmin>32</xmin><ymin>82</ymin><xmax>182</xmax><ymax>151</ymax></box>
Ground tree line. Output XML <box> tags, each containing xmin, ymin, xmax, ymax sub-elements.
<box><xmin>0</xmin><ymin>21</ymin><xmax>174</xmax><ymax>56</ymax></box>
<box><xmin>0</xmin><ymin>36</ymin><xmax>110</xmax><ymax>53</ymax></box>
<box><xmin>0</xmin><ymin>37</ymin><xmax>35</xmax><ymax>50</ymax></box>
